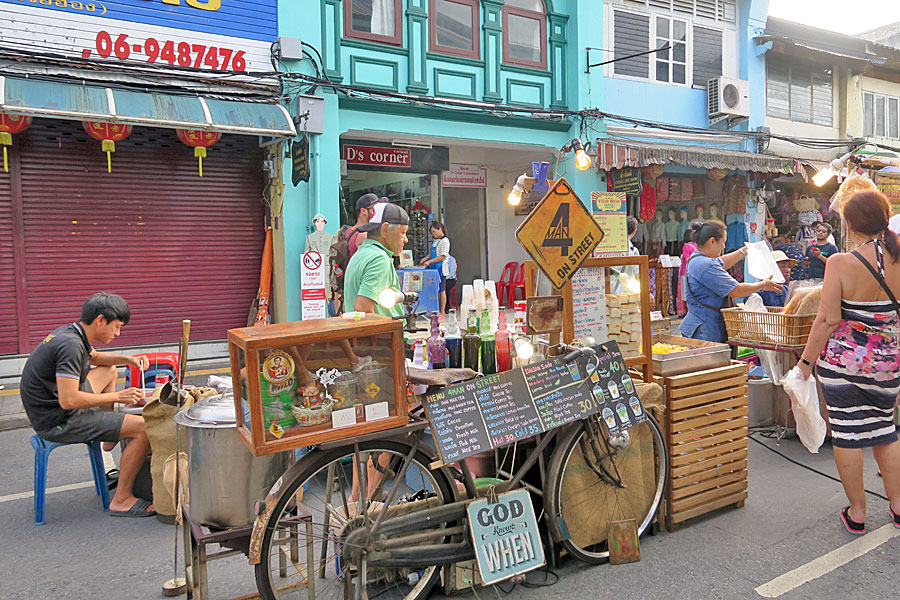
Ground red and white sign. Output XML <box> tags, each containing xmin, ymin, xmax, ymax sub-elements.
<box><xmin>301</xmin><ymin>250</ymin><xmax>328</xmax><ymax>320</ymax></box>
<box><xmin>343</xmin><ymin>145</ymin><xmax>411</xmax><ymax>168</ymax></box>
<box><xmin>441</xmin><ymin>164</ymin><xmax>487</xmax><ymax>188</ymax></box>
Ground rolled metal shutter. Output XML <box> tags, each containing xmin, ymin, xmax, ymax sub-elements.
<box><xmin>0</xmin><ymin>158</ymin><xmax>18</xmax><ymax>354</ymax></box>
<box><xmin>17</xmin><ymin>119</ymin><xmax>265</xmax><ymax>350</ymax></box>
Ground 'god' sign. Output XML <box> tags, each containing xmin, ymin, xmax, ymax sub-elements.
<box><xmin>467</xmin><ymin>489</ymin><xmax>545</xmax><ymax>585</ymax></box>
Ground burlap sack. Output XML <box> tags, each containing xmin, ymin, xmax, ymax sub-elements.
<box><xmin>141</xmin><ymin>386</ymin><xmax>217</xmax><ymax>516</ymax></box>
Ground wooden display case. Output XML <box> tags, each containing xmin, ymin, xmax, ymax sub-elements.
<box><xmin>228</xmin><ymin>315</ymin><xmax>408</xmax><ymax>456</ymax></box>
<box><xmin>524</xmin><ymin>257</ymin><xmax>653</xmax><ymax>383</ymax></box>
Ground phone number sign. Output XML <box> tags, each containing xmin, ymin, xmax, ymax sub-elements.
<box><xmin>2</xmin><ymin>0</ymin><xmax>275</xmax><ymax>73</ymax></box>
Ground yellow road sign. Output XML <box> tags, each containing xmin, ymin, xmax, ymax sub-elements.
<box><xmin>516</xmin><ymin>178</ymin><xmax>604</xmax><ymax>290</ymax></box>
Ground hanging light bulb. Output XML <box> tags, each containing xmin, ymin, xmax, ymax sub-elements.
<box><xmin>513</xmin><ymin>336</ymin><xmax>534</xmax><ymax>360</ymax></box>
<box><xmin>571</xmin><ymin>139</ymin><xmax>592</xmax><ymax>171</ymax></box>
<box><xmin>812</xmin><ymin>166</ymin><xmax>835</xmax><ymax>187</ymax></box>
<box><xmin>507</xmin><ymin>173</ymin><xmax>532</xmax><ymax>206</ymax></box>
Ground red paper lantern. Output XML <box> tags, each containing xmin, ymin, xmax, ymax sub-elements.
<box><xmin>83</xmin><ymin>121</ymin><xmax>133</xmax><ymax>173</ymax></box>
<box><xmin>176</xmin><ymin>129</ymin><xmax>221</xmax><ymax>177</ymax></box>
<box><xmin>0</xmin><ymin>114</ymin><xmax>32</xmax><ymax>173</ymax></box>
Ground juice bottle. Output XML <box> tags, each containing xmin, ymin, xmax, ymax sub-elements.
<box><xmin>495</xmin><ymin>311</ymin><xmax>512</xmax><ymax>372</ymax></box>
<box><xmin>426</xmin><ymin>313</ymin><xmax>446</xmax><ymax>369</ymax></box>
<box><xmin>444</xmin><ymin>309</ymin><xmax>463</xmax><ymax>368</ymax></box>
<box><xmin>463</xmin><ymin>310</ymin><xmax>481</xmax><ymax>371</ymax></box>
<box><xmin>480</xmin><ymin>308</ymin><xmax>497</xmax><ymax>375</ymax></box>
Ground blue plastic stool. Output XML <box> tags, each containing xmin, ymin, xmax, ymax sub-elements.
<box><xmin>30</xmin><ymin>435</ymin><xmax>111</xmax><ymax>525</ymax></box>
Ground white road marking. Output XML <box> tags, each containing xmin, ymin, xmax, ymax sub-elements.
<box><xmin>756</xmin><ymin>524</ymin><xmax>900</xmax><ymax>597</ymax></box>
<box><xmin>0</xmin><ymin>481</ymin><xmax>95</xmax><ymax>504</ymax></box>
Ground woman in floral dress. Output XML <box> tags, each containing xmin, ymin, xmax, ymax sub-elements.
<box><xmin>798</xmin><ymin>191</ymin><xmax>900</xmax><ymax>534</ymax></box>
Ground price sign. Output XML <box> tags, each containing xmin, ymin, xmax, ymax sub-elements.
<box><xmin>301</xmin><ymin>250</ymin><xmax>327</xmax><ymax>320</ymax></box>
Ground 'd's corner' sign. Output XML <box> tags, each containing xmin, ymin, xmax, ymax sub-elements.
<box><xmin>516</xmin><ymin>178</ymin><xmax>604</xmax><ymax>290</ymax></box>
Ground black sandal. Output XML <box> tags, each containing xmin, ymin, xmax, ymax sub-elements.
<box><xmin>891</xmin><ymin>507</ymin><xmax>900</xmax><ymax>529</ymax></box>
<box><xmin>840</xmin><ymin>506</ymin><xmax>866</xmax><ymax>535</ymax></box>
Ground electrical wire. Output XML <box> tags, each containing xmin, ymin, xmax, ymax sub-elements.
<box><xmin>748</xmin><ymin>428</ymin><xmax>889</xmax><ymax>501</ymax></box>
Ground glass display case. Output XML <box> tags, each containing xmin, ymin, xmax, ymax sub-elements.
<box><xmin>228</xmin><ymin>315</ymin><xmax>407</xmax><ymax>456</ymax></box>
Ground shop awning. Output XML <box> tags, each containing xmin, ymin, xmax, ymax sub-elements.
<box><xmin>0</xmin><ymin>76</ymin><xmax>296</xmax><ymax>138</ymax></box>
<box><xmin>595</xmin><ymin>140</ymin><xmax>801</xmax><ymax>175</ymax></box>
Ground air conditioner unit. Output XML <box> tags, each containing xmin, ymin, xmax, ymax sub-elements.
<box><xmin>708</xmin><ymin>77</ymin><xmax>750</xmax><ymax>119</ymax></box>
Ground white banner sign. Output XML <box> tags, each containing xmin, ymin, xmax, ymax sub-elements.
<box><xmin>301</xmin><ymin>250</ymin><xmax>328</xmax><ymax>320</ymax></box>
<box><xmin>441</xmin><ymin>164</ymin><xmax>487</xmax><ymax>188</ymax></box>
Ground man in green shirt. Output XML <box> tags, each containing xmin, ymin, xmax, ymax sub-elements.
<box><xmin>344</xmin><ymin>202</ymin><xmax>410</xmax><ymax>318</ymax></box>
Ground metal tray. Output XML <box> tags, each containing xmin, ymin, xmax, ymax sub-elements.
<box><xmin>650</xmin><ymin>334</ymin><xmax>731</xmax><ymax>377</ymax></box>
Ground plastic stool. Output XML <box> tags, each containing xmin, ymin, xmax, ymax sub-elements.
<box><xmin>31</xmin><ymin>435</ymin><xmax>110</xmax><ymax>525</ymax></box>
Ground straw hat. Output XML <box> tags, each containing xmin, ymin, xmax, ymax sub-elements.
<box><xmin>771</xmin><ymin>250</ymin><xmax>796</xmax><ymax>265</ymax></box>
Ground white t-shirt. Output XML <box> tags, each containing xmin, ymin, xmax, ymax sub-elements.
<box><xmin>434</xmin><ymin>237</ymin><xmax>451</xmax><ymax>276</ymax></box>
<box><xmin>890</xmin><ymin>214</ymin><xmax>900</xmax><ymax>236</ymax></box>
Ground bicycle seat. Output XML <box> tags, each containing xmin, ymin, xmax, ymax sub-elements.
<box><xmin>407</xmin><ymin>367</ymin><xmax>478</xmax><ymax>387</ymax></box>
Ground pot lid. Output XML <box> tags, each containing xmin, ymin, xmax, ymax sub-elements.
<box><xmin>175</xmin><ymin>394</ymin><xmax>236</xmax><ymax>428</ymax></box>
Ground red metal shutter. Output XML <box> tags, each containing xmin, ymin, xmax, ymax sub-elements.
<box><xmin>0</xmin><ymin>156</ymin><xmax>18</xmax><ymax>354</ymax></box>
<box><xmin>16</xmin><ymin>119</ymin><xmax>265</xmax><ymax>350</ymax></box>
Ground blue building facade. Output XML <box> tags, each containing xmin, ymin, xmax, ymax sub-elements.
<box><xmin>273</xmin><ymin>0</ymin><xmax>795</xmax><ymax>320</ymax></box>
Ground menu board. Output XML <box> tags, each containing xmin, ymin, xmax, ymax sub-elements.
<box><xmin>591</xmin><ymin>192</ymin><xmax>629</xmax><ymax>258</ymax></box>
<box><xmin>588</xmin><ymin>344</ymin><xmax>647</xmax><ymax>435</ymax></box>
<box><xmin>424</xmin><ymin>342</ymin><xmax>633</xmax><ymax>464</ymax></box>
<box><xmin>571</xmin><ymin>267</ymin><xmax>608</xmax><ymax>343</ymax></box>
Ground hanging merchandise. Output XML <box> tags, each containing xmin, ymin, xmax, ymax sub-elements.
<box><xmin>692</xmin><ymin>178</ymin><xmax>705</xmax><ymax>198</ymax></box>
<box><xmin>722</xmin><ymin>174</ymin><xmax>749</xmax><ymax>215</ymax></box>
<box><xmin>176</xmin><ymin>129</ymin><xmax>221</xmax><ymax>177</ymax></box>
<box><xmin>0</xmin><ymin>114</ymin><xmax>31</xmax><ymax>172</ymax></box>
<box><xmin>83</xmin><ymin>121</ymin><xmax>133</xmax><ymax>173</ymax></box>
<box><xmin>706</xmin><ymin>168</ymin><xmax>728</xmax><ymax>181</ymax></box>
<box><xmin>679</xmin><ymin>177</ymin><xmax>694</xmax><ymax>201</ymax></box>
<box><xmin>639</xmin><ymin>182</ymin><xmax>656</xmax><ymax>221</ymax></box>
<box><xmin>656</xmin><ymin>176</ymin><xmax>669</xmax><ymax>201</ymax></box>
<box><xmin>410</xmin><ymin>200</ymin><xmax>429</xmax><ymax>261</ymax></box>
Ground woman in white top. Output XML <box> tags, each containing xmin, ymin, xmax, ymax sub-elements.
<box><xmin>420</xmin><ymin>221</ymin><xmax>451</xmax><ymax>315</ymax></box>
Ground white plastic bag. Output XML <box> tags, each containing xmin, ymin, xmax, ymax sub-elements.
<box><xmin>745</xmin><ymin>241</ymin><xmax>785</xmax><ymax>284</ymax></box>
<box><xmin>781</xmin><ymin>367</ymin><xmax>826</xmax><ymax>453</ymax></box>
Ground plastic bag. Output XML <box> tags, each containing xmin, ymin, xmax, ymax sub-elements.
<box><xmin>745</xmin><ymin>241</ymin><xmax>785</xmax><ymax>284</ymax></box>
<box><xmin>782</xmin><ymin>367</ymin><xmax>826</xmax><ymax>453</ymax></box>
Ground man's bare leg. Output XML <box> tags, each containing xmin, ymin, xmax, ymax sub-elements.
<box><xmin>109</xmin><ymin>414</ymin><xmax>153</xmax><ymax>513</ymax></box>
<box><xmin>87</xmin><ymin>365</ymin><xmax>119</xmax><ymax>452</ymax></box>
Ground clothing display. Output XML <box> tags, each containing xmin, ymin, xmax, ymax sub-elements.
<box><xmin>656</xmin><ymin>177</ymin><xmax>669</xmax><ymax>201</ymax></box>
<box><xmin>665</xmin><ymin>218</ymin><xmax>680</xmax><ymax>242</ymax></box>
<box><xmin>723</xmin><ymin>175</ymin><xmax>749</xmax><ymax>215</ymax></box>
<box><xmin>640</xmin><ymin>185</ymin><xmax>657</xmax><ymax>222</ymax></box>
<box><xmin>725</xmin><ymin>221</ymin><xmax>748</xmax><ymax>252</ymax></box>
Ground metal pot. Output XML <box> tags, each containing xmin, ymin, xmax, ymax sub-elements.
<box><xmin>173</xmin><ymin>394</ymin><xmax>291</xmax><ymax>528</ymax></box>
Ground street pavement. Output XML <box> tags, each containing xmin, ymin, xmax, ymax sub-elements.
<box><xmin>1</xmin><ymin>426</ymin><xmax>898</xmax><ymax>600</ymax></box>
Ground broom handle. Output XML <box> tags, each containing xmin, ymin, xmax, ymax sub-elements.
<box><xmin>179</xmin><ymin>320</ymin><xmax>191</xmax><ymax>386</ymax></box>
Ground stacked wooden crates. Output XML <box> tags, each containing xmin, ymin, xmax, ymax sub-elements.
<box><xmin>661</xmin><ymin>362</ymin><xmax>749</xmax><ymax>531</ymax></box>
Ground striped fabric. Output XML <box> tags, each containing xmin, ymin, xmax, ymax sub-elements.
<box><xmin>818</xmin><ymin>298</ymin><xmax>900</xmax><ymax>449</ymax></box>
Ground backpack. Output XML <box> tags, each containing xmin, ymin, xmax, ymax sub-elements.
<box><xmin>329</xmin><ymin>225</ymin><xmax>356</xmax><ymax>293</ymax></box>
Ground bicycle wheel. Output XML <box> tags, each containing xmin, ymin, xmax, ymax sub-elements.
<box><xmin>254</xmin><ymin>440</ymin><xmax>458</xmax><ymax>600</ymax></box>
<box><xmin>546</xmin><ymin>414</ymin><xmax>667</xmax><ymax>564</ymax></box>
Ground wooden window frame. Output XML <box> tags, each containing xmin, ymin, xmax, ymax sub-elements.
<box><xmin>343</xmin><ymin>0</ymin><xmax>403</xmax><ymax>47</ymax></box>
<box><xmin>429</xmin><ymin>0</ymin><xmax>481</xmax><ymax>59</ymax></box>
<box><xmin>502</xmin><ymin>1</ymin><xmax>548</xmax><ymax>70</ymax></box>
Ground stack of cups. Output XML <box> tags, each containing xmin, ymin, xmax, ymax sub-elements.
<box><xmin>473</xmin><ymin>279</ymin><xmax>485</xmax><ymax>313</ymax></box>
<box><xmin>460</xmin><ymin>284</ymin><xmax>476</xmax><ymax>317</ymax></box>
<box><xmin>485</xmin><ymin>280</ymin><xmax>500</xmax><ymax>331</ymax></box>
<box><xmin>513</xmin><ymin>301</ymin><xmax>527</xmax><ymax>335</ymax></box>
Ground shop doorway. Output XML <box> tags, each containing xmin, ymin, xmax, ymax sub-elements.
<box><xmin>443</xmin><ymin>187</ymin><xmax>487</xmax><ymax>291</ymax></box>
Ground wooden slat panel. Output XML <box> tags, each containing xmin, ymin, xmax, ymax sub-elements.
<box><xmin>670</xmin><ymin>393</ymin><xmax>748</xmax><ymax>421</ymax></box>
<box><xmin>671</xmin><ymin>490</ymin><xmax>748</xmax><ymax>524</ymax></box>
<box><xmin>671</xmin><ymin>480</ymin><xmax>748</xmax><ymax>512</ymax></box>
<box><xmin>670</xmin><ymin>429</ymin><xmax>748</xmax><ymax>462</ymax></box>
<box><xmin>672</xmin><ymin>448</ymin><xmax>748</xmax><ymax>478</ymax></box>
<box><xmin>671</xmin><ymin>407</ymin><xmax>749</xmax><ymax>443</ymax></box>
<box><xmin>666</xmin><ymin>363</ymin><xmax>747</xmax><ymax>388</ymax></box>
<box><xmin>668</xmin><ymin>385</ymin><xmax>749</xmax><ymax>411</ymax></box>
<box><xmin>670</xmin><ymin>437</ymin><xmax>748</xmax><ymax>468</ymax></box>
<box><xmin>672</xmin><ymin>466</ymin><xmax>748</xmax><ymax>499</ymax></box>
<box><xmin>669</xmin><ymin>375</ymin><xmax>748</xmax><ymax>400</ymax></box>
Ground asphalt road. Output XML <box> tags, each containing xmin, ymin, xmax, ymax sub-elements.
<box><xmin>1</xmin><ymin>425</ymin><xmax>898</xmax><ymax>600</ymax></box>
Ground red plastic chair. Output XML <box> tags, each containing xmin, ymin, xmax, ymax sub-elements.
<box><xmin>509</xmin><ymin>263</ymin><xmax>526</xmax><ymax>307</ymax></box>
<box><xmin>496</xmin><ymin>261</ymin><xmax>519</xmax><ymax>308</ymax></box>
<box><xmin>125</xmin><ymin>352</ymin><xmax>180</xmax><ymax>388</ymax></box>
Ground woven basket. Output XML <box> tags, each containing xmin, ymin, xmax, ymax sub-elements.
<box><xmin>721</xmin><ymin>306</ymin><xmax>815</xmax><ymax>348</ymax></box>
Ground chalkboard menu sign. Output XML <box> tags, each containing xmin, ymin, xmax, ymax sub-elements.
<box><xmin>424</xmin><ymin>341</ymin><xmax>637</xmax><ymax>464</ymax></box>
<box><xmin>588</xmin><ymin>343</ymin><xmax>646</xmax><ymax>435</ymax></box>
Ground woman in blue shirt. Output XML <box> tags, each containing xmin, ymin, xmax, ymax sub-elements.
<box><xmin>680</xmin><ymin>221</ymin><xmax>783</xmax><ymax>342</ymax></box>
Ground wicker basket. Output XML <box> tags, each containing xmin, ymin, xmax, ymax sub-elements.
<box><xmin>721</xmin><ymin>306</ymin><xmax>815</xmax><ymax>348</ymax></box>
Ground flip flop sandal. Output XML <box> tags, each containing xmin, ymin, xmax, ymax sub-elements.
<box><xmin>110</xmin><ymin>498</ymin><xmax>157</xmax><ymax>518</ymax></box>
<box><xmin>891</xmin><ymin>508</ymin><xmax>900</xmax><ymax>529</ymax></box>
<box><xmin>840</xmin><ymin>506</ymin><xmax>865</xmax><ymax>535</ymax></box>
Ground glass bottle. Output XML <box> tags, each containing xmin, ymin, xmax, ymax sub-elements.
<box><xmin>445</xmin><ymin>309</ymin><xmax>463</xmax><ymax>368</ymax></box>
<box><xmin>463</xmin><ymin>309</ymin><xmax>481</xmax><ymax>371</ymax></box>
<box><xmin>427</xmin><ymin>313</ymin><xmax>446</xmax><ymax>369</ymax></box>
<box><xmin>495</xmin><ymin>311</ymin><xmax>512</xmax><ymax>372</ymax></box>
<box><xmin>480</xmin><ymin>308</ymin><xmax>497</xmax><ymax>375</ymax></box>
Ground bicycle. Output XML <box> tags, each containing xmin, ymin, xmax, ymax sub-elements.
<box><xmin>250</xmin><ymin>345</ymin><xmax>667</xmax><ymax>600</ymax></box>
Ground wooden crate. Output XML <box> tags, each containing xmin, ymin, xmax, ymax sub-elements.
<box><xmin>661</xmin><ymin>362</ymin><xmax>749</xmax><ymax>531</ymax></box>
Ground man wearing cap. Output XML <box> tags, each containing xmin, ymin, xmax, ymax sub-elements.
<box><xmin>344</xmin><ymin>203</ymin><xmax>410</xmax><ymax>318</ymax></box>
<box><xmin>348</xmin><ymin>193</ymin><xmax>379</xmax><ymax>258</ymax></box>
<box><xmin>758</xmin><ymin>250</ymin><xmax>796</xmax><ymax>308</ymax></box>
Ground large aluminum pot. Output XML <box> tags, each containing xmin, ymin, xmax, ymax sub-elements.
<box><xmin>173</xmin><ymin>394</ymin><xmax>291</xmax><ymax>528</ymax></box>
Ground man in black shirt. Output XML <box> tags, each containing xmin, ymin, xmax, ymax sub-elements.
<box><xmin>21</xmin><ymin>293</ymin><xmax>155</xmax><ymax>517</ymax></box>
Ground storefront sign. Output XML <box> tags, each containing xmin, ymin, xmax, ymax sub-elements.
<box><xmin>300</xmin><ymin>250</ymin><xmax>327</xmax><ymax>320</ymax></box>
<box><xmin>1</xmin><ymin>0</ymin><xmax>276</xmax><ymax>74</ymax></box>
<box><xmin>516</xmin><ymin>178</ymin><xmax>604</xmax><ymax>290</ymax></box>
<box><xmin>468</xmin><ymin>489</ymin><xmax>545</xmax><ymax>585</ymax></box>
<box><xmin>441</xmin><ymin>164</ymin><xmax>487</xmax><ymax>188</ymax></box>
<box><xmin>343</xmin><ymin>145</ymin><xmax>411</xmax><ymax>168</ymax></box>
<box><xmin>609</xmin><ymin>168</ymin><xmax>642</xmax><ymax>196</ymax></box>
<box><xmin>591</xmin><ymin>192</ymin><xmax>629</xmax><ymax>257</ymax></box>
